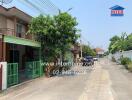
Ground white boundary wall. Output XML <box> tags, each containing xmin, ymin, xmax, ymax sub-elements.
<box><xmin>0</xmin><ymin>62</ymin><xmax>7</xmax><ymax>90</ymax></box>
<box><xmin>108</xmin><ymin>50</ymin><xmax>132</xmax><ymax>62</ymax></box>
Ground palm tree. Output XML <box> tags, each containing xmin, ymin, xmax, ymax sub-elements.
<box><xmin>118</xmin><ymin>32</ymin><xmax>128</xmax><ymax>52</ymax></box>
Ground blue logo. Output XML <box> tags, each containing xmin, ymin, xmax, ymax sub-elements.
<box><xmin>110</xmin><ymin>5</ymin><xmax>125</xmax><ymax>16</ymax></box>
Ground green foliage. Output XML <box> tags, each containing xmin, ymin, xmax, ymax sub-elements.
<box><xmin>109</xmin><ymin>33</ymin><xmax>132</xmax><ymax>54</ymax></box>
<box><xmin>125</xmin><ymin>34</ymin><xmax>132</xmax><ymax>50</ymax></box>
<box><xmin>120</xmin><ymin>57</ymin><xmax>131</xmax><ymax>66</ymax></box>
<box><xmin>108</xmin><ymin>35</ymin><xmax>120</xmax><ymax>54</ymax></box>
<box><xmin>82</xmin><ymin>45</ymin><xmax>96</xmax><ymax>57</ymax></box>
<box><xmin>28</xmin><ymin>13</ymin><xmax>80</xmax><ymax>62</ymax></box>
<box><xmin>127</xmin><ymin>62</ymin><xmax>132</xmax><ymax>72</ymax></box>
<box><xmin>120</xmin><ymin>57</ymin><xmax>132</xmax><ymax>72</ymax></box>
<box><xmin>104</xmin><ymin>51</ymin><xmax>109</xmax><ymax>56</ymax></box>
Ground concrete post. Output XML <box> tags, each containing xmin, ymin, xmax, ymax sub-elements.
<box><xmin>0</xmin><ymin>62</ymin><xmax>7</xmax><ymax>90</ymax></box>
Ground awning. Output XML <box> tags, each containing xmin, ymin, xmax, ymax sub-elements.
<box><xmin>4</xmin><ymin>35</ymin><xmax>41</xmax><ymax>47</ymax></box>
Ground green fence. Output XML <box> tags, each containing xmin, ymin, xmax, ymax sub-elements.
<box><xmin>7</xmin><ymin>63</ymin><xmax>18</xmax><ymax>87</ymax></box>
<box><xmin>25</xmin><ymin>61</ymin><xmax>43</xmax><ymax>79</ymax></box>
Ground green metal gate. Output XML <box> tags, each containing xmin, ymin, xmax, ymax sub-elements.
<box><xmin>25</xmin><ymin>61</ymin><xmax>43</xmax><ymax>79</ymax></box>
<box><xmin>7</xmin><ymin>63</ymin><xmax>18</xmax><ymax>87</ymax></box>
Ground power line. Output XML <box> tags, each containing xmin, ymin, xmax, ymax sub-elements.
<box><xmin>34</xmin><ymin>0</ymin><xmax>49</xmax><ymax>13</ymax></box>
<box><xmin>21</xmin><ymin>0</ymin><xmax>45</xmax><ymax>14</ymax></box>
<box><xmin>19</xmin><ymin>0</ymin><xmax>59</xmax><ymax>15</ymax></box>
<box><xmin>36</xmin><ymin>0</ymin><xmax>58</xmax><ymax>15</ymax></box>
<box><xmin>2</xmin><ymin>0</ymin><xmax>59</xmax><ymax>15</ymax></box>
<box><xmin>43</xmin><ymin>0</ymin><xmax>59</xmax><ymax>12</ymax></box>
<box><xmin>41</xmin><ymin>0</ymin><xmax>58</xmax><ymax>10</ymax></box>
<box><xmin>31</xmin><ymin>0</ymin><xmax>59</xmax><ymax>15</ymax></box>
<box><xmin>18</xmin><ymin>0</ymin><xmax>40</xmax><ymax>13</ymax></box>
<box><xmin>39</xmin><ymin>0</ymin><xmax>59</xmax><ymax>14</ymax></box>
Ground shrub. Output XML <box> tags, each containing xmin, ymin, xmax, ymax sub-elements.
<box><xmin>127</xmin><ymin>62</ymin><xmax>132</xmax><ymax>72</ymax></box>
<box><xmin>120</xmin><ymin>57</ymin><xmax>131</xmax><ymax>66</ymax></box>
<box><xmin>112</xmin><ymin>56</ymin><xmax>116</xmax><ymax>62</ymax></box>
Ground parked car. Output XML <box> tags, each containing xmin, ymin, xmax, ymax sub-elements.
<box><xmin>82</xmin><ymin>56</ymin><xmax>94</xmax><ymax>66</ymax></box>
<box><xmin>93</xmin><ymin>57</ymin><xmax>98</xmax><ymax>61</ymax></box>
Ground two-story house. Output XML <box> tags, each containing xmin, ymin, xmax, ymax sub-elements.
<box><xmin>0</xmin><ymin>6</ymin><xmax>43</xmax><ymax>90</ymax></box>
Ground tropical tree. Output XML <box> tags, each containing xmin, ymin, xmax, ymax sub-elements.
<box><xmin>54</xmin><ymin>12</ymin><xmax>80</xmax><ymax>61</ymax></box>
<box><xmin>108</xmin><ymin>35</ymin><xmax>120</xmax><ymax>54</ymax></box>
<box><xmin>109</xmin><ymin>33</ymin><xmax>132</xmax><ymax>54</ymax></box>
<box><xmin>126</xmin><ymin>33</ymin><xmax>132</xmax><ymax>50</ymax></box>
<box><xmin>82</xmin><ymin>45</ymin><xmax>96</xmax><ymax>57</ymax></box>
<box><xmin>117</xmin><ymin>33</ymin><xmax>128</xmax><ymax>52</ymax></box>
<box><xmin>28</xmin><ymin>13</ymin><xmax>80</xmax><ymax>62</ymax></box>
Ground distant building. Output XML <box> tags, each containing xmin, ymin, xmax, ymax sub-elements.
<box><xmin>94</xmin><ymin>48</ymin><xmax>104</xmax><ymax>58</ymax></box>
<box><xmin>110</xmin><ymin>5</ymin><xmax>125</xmax><ymax>16</ymax></box>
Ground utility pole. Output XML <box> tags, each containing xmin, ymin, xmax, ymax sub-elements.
<box><xmin>80</xmin><ymin>38</ymin><xmax>83</xmax><ymax>59</ymax></box>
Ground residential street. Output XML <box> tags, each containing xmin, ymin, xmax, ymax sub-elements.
<box><xmin>0</xmin><ymin>1</ymin><xmax>132</xmax><ymax>100</ymax></box>
<box><xmin>0</xmin><ymin>58</ymin><xmax>132</xmax><ymax>100</ymax></box>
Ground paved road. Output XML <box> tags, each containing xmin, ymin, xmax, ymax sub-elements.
<box><xmin>0</xmin><ymin>58</ymin><xmax>132</xmax><ymax>100</ymax></box>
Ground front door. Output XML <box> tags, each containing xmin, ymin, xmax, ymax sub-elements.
<box><xmin>9</xmin><ymin>50</ymin><xmax>19</xmax><ymax>63</ymax></box>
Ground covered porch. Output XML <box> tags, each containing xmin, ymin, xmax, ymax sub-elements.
<box><xmin>3</xmin><ymin>35</ymin><xmax>43</xmax><ymax>87</ymax></box>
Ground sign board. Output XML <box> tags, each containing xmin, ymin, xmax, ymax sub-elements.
<box><xmin>110</xmin><ymin>5</ymin><xmax>125</xmax><ymax>16</ymax></box>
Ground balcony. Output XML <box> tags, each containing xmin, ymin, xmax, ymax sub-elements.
<box><xmin>0</xmin><ymin>28</ymin><xmax>35</xmax><ymax>41</ymax></box>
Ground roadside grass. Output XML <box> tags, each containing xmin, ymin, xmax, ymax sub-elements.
<box><xmin>127</xmin><ymin>62</ymin><xmax>132</xmax><ymax>72</ymax></box>
<box><xmin>118</xmin><ymin>57</ymin><xmax>132</xmax><ymax>72</ymax></box>
<box><xmin>120</xmin><ymin>57</ymin><xmax>131</xmax><ymax>65</ymax></box>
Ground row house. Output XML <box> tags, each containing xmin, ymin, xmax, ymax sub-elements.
<box><xmin>0</xmin><ymin>6</ymin><xmax>43</xmax><ymax>90</ymax></box>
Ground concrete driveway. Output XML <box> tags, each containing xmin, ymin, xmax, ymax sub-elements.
<box><xmin>0</xmin><ymin>58</ymin><xmax>132</xmax><ymax>100</ymax></box>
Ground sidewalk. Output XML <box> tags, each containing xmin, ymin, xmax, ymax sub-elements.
<box><xmin>0</xmin><ymin>65</ymin><xmax>91</xmax><ymax>100</ymax></box>
<box><xmin>0</xmin><ymin>76</ymin><xmax>61</xmax><ymax>100</ymax></box>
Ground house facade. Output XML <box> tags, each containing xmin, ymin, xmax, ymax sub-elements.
<box><xmin>0</xmin><ymin>6</ymin><xmax>43</xmax><ymax>90</ymax></box>
<box><xmin>94</xmin><ymin>48</ymin><xmax>104</xmax><ymax>58</ymax></box>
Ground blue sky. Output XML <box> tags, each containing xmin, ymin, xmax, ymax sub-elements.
<box><xmin>4</xmin><ymin>0</ymin><xmax>132</xmax><ymax>50</ymax></box>
<box><xmin>50</xmin><ymin>0</ymin><xmax>132</xmax><ymax>50</ymax></box>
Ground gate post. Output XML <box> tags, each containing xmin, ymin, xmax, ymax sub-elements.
<box><xmin>0</xmin><ymin>62</ymin><xmax>7</xmax><ymax>90</ymax></box>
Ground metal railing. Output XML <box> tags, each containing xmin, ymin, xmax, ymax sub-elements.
<box><xmin>25</xmin><ymin>61</ymin><xmax>43</xmax><ymax>79</ymax></box>
<box><xmin>7</xmin><ymin>63</ymin><xmax>18</xmax><ymax>87</ymax></box>
<box><xmin>0</xmin><ymin>28</ymin><xmax>15</xmax><ymax>36</ymax></box>
<box><xmin>0</xmin><ymin>28</ymin><xmax>36</xmax><ymax>40</ymax></box>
